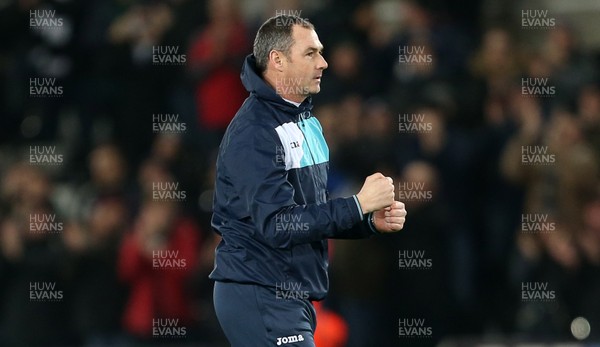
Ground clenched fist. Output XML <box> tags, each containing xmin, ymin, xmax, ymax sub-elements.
<box><xmin>356</xmin><ymin>173</ymin><xmax>395</xmax><ymax>214</ymax></box>
<box><xmin>372</xmin><ymin>201</ymin><xmax>407</xmax><ymax>233</ymax></box>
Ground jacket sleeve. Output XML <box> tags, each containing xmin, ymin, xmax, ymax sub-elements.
<box><xmin>224</xmin><ymin>124</ymin><xmax>373</xmax><ymax>249</ymax></box>
<box><xmin>331</xmin><ymin>211</ymin><xmax>379</xmax><ymax>239</ymax></box>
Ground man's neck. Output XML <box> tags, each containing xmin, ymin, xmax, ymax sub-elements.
<box><xmin>263</xmin><ymin>71</ymin><xmax>306</xmax><ymax>104</ymax></box>
<box><xmin>282</xmin><ymin>97</ymin><xmax>301</xmax><ymax>107</ymax></box>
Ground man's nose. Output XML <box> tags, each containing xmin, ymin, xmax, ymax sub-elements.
<box><xmin>317</xmin><ymin>55</ymin><xmax>328</xmax><ymax>70</ymax></box>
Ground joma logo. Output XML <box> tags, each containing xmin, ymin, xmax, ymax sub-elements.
<box><xmin>290</xmin><ymin>141</ymin><xmax>300</xmax><ymax>148</ymax></box>
<box><xmin>276</xmin><ymin>334</ymin><xmax>304</xmax><ymax>345</ymax></box>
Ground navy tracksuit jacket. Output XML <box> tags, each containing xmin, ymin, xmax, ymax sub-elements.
<box><xmin>209</xmin><ymin>54</ymin><xmax>376</xmax><ymax>301</ymax></box>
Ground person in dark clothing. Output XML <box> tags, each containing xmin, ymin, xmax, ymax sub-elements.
<box><xmin>210</xmin><ymin>15</ymin><xmax>407</xmax><ymax>346</ymax></box>
<box><xmin>0</xmin><ymin>165</ymin><xmax>73</xmax><ymax>346</ymax></box>
<box><xmin>64</xmin><ymin>197</ymin><xmax>128</xmax><ymax>347</ymax></box>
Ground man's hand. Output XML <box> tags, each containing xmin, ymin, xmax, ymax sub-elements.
<box><xmin>373</xmin><ymin>201</ymin><xmax>407</xmax><ymax>233</ymax></box>
<box><xmin>356</xmin><ymin>173</ymin><xmax>395</xmax><ymax>214</ymax></box>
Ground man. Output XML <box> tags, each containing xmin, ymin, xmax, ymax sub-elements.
<box><xmin>210</xmin><ymin>15</ymin><xmax>407</xmax><ymax>346</ymax></box>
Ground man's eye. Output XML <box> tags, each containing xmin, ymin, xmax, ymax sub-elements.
<box><xmin>307</xmin><ymin>52</ymin><xmax>314</xmax><ymax>57</ymax></box>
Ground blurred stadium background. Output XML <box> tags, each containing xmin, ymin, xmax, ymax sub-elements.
<box><xmin>1</xmin><ymin>0</ymin><xmax>600</xmax><ymax>346</ymax></box>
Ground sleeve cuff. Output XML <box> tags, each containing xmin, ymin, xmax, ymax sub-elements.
<box><xmin>367</xmin><ymin>212</ymin><xmax>379</xmax><ymax>234</ymax></box>
<box><xmin>352</xmin><ymin>195</ymin><xmax>364</xmax><ymax>221</ymax></box>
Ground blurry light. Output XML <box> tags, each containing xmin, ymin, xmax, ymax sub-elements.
<box><xmin>570</xmin><ymin>316</ymin><xmax>591</xmax><ymax>340</ymax></box>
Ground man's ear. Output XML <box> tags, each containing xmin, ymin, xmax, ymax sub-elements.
<box><xmin>268</xmin><ymin>50</ymin><xmax>286</xmax><ymax>72</ymax></box>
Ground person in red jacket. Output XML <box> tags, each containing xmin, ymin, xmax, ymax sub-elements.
<box><xmin>118</xmin><ymin>200</ymin><xmax>200</xmax><ymax>341</ymax></box>
<box><xmin>187</xmin><ymin>0</ymin><xmax>249</xmax><ymax>133</ymax></box>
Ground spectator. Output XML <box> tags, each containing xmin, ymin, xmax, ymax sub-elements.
<box><xmin>187</xmin><ymin>0</ymin><xmax>249</xmax><ymax>143</ymax></box>
<box><xmin>316</xmin><ymin>40</ymin><xmax>365</xmax><ymax>103</ymax></box>
<box><xmin>502</xmin><ymin>108</ymin><xmax>598</xmax><ymax>235</ymax></box>
<box><xmin>389</xmin><ymin>161</ymin><xmax>453</xmax><ymax>343</ymax></box>
<box><xmin>577</xmin><ymin>84</ymin><xmax>600</xmax><ymax>164</ymax></box>
<box><xmin>541</xmin><ymin>24</ymin><xmax>597</xmax><ymax>106</ymax></box>
<box><xmin>64</xmin><ymin>197</ymin><xmax>129</xmax><ymax>347</ymax></box>
<box><xmin>118</xmin><ymin>199</ymin><xmax>200</xmax><ymax>343</ymax></box>
<box><xmin>470</xmin><ymin>27</ymin><xmax>521</xmax><ymax>98</ymax></box>
<box><xmin>0</xmin><ymin>165</ymin><xmax>73</xmax><ymax>346</ymax></box>
<box><xmin>56</xmin><ymin>143</ymin><xmax>130</xmax><ymax>223</ymax></box>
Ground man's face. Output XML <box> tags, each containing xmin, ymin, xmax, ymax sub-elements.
<box><xmin>278</xmin><ymin>25</ymin><xmax>328</xmax><ymax>99</ymax></box>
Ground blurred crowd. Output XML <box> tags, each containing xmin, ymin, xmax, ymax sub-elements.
<box><xmin>1</xmin><ymin>0</ymin><xmax>600</xmax><ymax>346</ymax></box>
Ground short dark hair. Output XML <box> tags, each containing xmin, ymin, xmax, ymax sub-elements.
<box><xmin>253</xmin><ymin>15</ymin><xmax>314</xmax><ymax>74</ymax></box>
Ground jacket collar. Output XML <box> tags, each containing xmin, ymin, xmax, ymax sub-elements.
<box><xmin>241</xmin><ymin>54</ymin><xmax>313</xmax><ymax>119</ymax></box>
